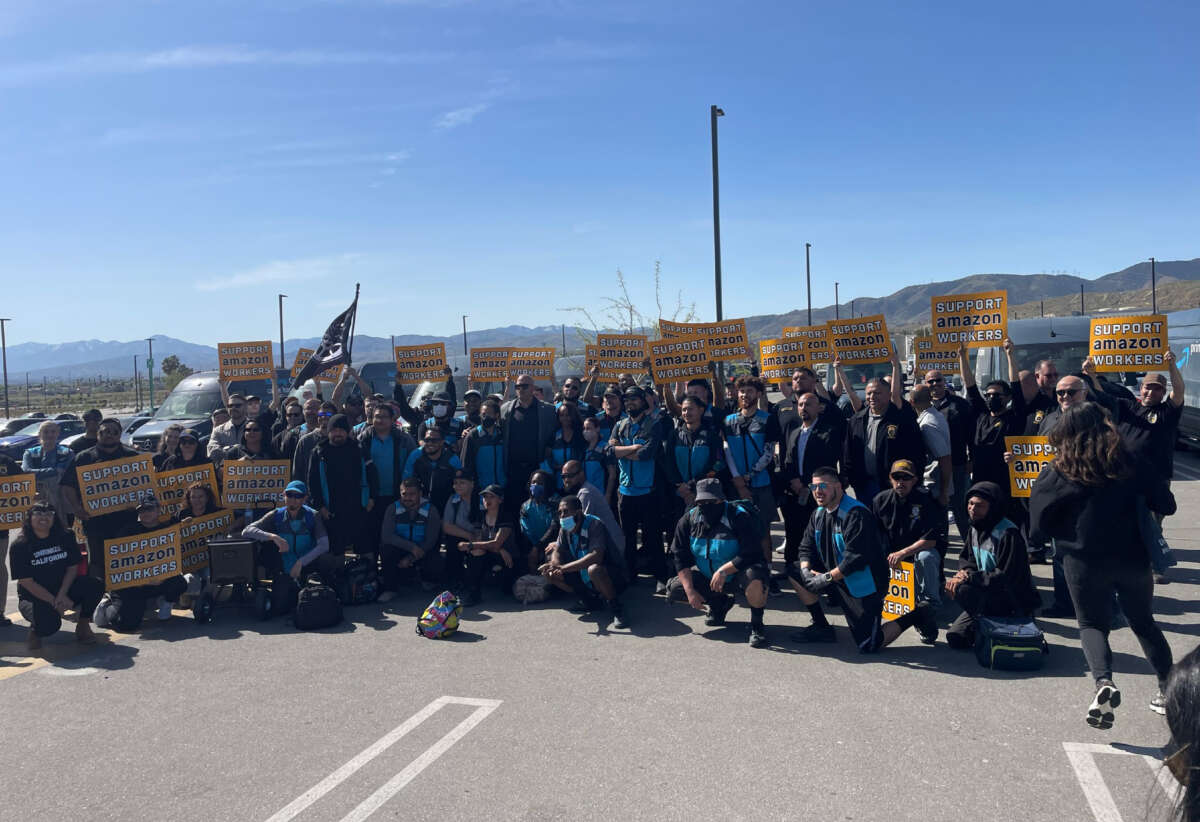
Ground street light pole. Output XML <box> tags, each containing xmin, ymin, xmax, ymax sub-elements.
<box><xmin>805</xmin><ymin>242</ymin><xmax>812</xmax><ymax>326</ymax></box>
<box><xmin>834</xmin><ymin>284</ymin><xmax>840</xmax><ymax>320</ymax></box>
<box><xmin>461</xmin><ymin>315</ymin><xmax>469</xmax><ymax>356</ymax></box>
<box><xmin>134</xmin><ymin>355</ymin><xmax>140</xmax><ymax>410</ymax></box>
<box><xmin>1150</xmin><ymin>257</ymin><xmax>1157</xmax><ymax>313</ymax></box>
<box><xmin>0</xmin><ymin>318</ymin><xmax>9</xmax><ymax>418</ymax></box>
<box><xmin>146</xmin><ymin>337</ymin><xmax>155</xmax><ymax>414</ymax></box>
<box><xmin>710</xmin><ymin>104</ymin><xmax>725</xmax><ymax>321</ymax></box>
<box><xmin>278</xmin><ymin>294</ymin><xmax>287</xmax><ymax>370</ymax></box>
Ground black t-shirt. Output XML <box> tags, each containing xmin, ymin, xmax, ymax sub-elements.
<box><xmin>871</xmin><ymin>487</ymin><xmax>945</xmax><ymax>553</ymax></box>
<box><xmin>70</xmin><ymin>435</ymin><xmax>98</xmax><ymax>454</ymax></box>
<box><xmin>1023</xmin><ymin>392</ymin><xmax>1056</xmax><ymax>435</ymax></box>
<box><xmin>507</xmin><ymin>402</ymin><xmax>541</xmax><ymax>467</ymax></box>
<box><xmin>1121</xmin><ymin>400</ymin><xmax>1183</xmax><ymax>478</ymax></box>
<box><xmin>9</xmin><ymin>531</ymin><xmax>76</xmax><ymax>601</ymax></box>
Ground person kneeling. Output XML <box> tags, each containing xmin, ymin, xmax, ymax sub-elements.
<box><xmin>378</xmin><ymin>477</ymin><xmax>442</xmax><ymax>601</ymax></box>
<box><xmin>540</xmin><ymin>495</ymin><xmax>629</xmax><ymax>629</ymax></box>
<box><xmin>944</xmin><ymin>482</ymin><xmax>1040</xmax><ymax>649</ymax></box>
<box><xmin>670</xmin><ymin>479</ymin><xmax>770</xmax><ymax>648</ymax></box>
<box><xmin>11</xmin><ymin>501</ymin><xmax>102</xmax><ymax>651</ymax></box>
<box><xmin>787</xmin><ymin>467</ymin><xmax>937</xmax><ymax>651</ymax></box>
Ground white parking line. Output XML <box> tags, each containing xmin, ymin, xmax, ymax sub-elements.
<box><xmin>1062</xmin><ymin>742</ymin><xmax>1179</xmax><ymax>821</ymax></box>
<box><xmin>265</xmin><ymin>696</ymin><xmax>501</xmax><ymax>822</ymax></box>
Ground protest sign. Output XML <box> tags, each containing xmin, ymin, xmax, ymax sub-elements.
<box><xmin>221</xmin><ymin>460</ymin><xmax>290</xmax><ymax>508</ymax></box>
<box><xmin>659</xmin><ymin>319</ymin><xmax>749</xmax><ymax>362</ymax></box>
<box><xmin>782</xmin><ymin>325</ymin><xmax>832</xmax><ymax>364</ymax></box>
<box><xmin>76</xmin><ymin>454</ymin><xmax>154</xmax><ymax>516</ymax></box>
<box><xmin>393</xmin><ymin>343</ymin><xmax>448</xmax><ymax>385</ymax></box>
<box><xmin>826</xmin><ymin>315</ymin><xmax>893</xmax><ymax>364</ymax></box>
<box><xmin>507</xmin><ymin>348</ymin><xmax>555</xmax><ymax>380</ymax></box>
<box><xmin>1089</xmin><ymin>315</ymin><xmax>1169</xmax><ymax>373</ymax></box>
<box><xmin>913</xmin><ymin>335</ymin><xmax>960</xmax><ymax>378</ymax></box>
<box><xmin>1005</xmin><ymin>436</ymin><xmax>1056</xmax><ymax>498</ymax></box>
<box><xmin>586</xmin><ymin>334</ymin><xmax>647</xmax><ymax>380</ymax></box>
<box><xmin>218</xmin><ymin>341</ymin><xmax>274</xmax><ymax>380</ymax></box>
<box><xmin>154</xmin><ymin>464</ymin><xmax>219</xmax><ymax>523</ymax></box>
<box><xmin>291</xmin><ymin>347</ymin><xmax>344</xmax><ymax>382</ymax></box>
<box><xmin>0</xmin><ymin>474</ymin><xmax>37</xmax><ymax>530</ymax></box>
<box><xmin>930</xmin><ymin>291</ymin><xmax>1008</xmax><ymax>348</ymax></box>
<box><xmin>104</xmin><ymin>523</ymin><xmax>182</xmax><ymax>592</ymax></box>
<box><xmin>177</xmin><ymin>510</ymin><xmax>234</xmax><ymax>574</ymax></box>
<box><xmin>470</xmin><ymin>348</ymin><xmax>511</xmax><ymax>383</ymax></box>
<box><xmin>758</xmin><ymin>338</ymin><xmax>806</xmax><ymax>382</ymax></box>
<box><xmin>649</xmin><ymin>337</ymin><xmax>710</xmax><ymax>384</ymax></box>
<box><xmin>882</xmin><ymin>561</ymin><xmax>915</xmax><ymax>621</ymax></box>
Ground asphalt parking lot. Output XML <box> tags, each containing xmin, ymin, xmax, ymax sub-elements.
<box><xmin>2</xmin><ymin>452</ymin><xmax>1198</xmax><ymax>821</ymax></box>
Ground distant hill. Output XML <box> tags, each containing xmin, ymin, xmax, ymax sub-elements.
<box><xmin>7</xmin><ymin>257</ymin><xmax>1198</xmax><ymax>380</ymax></box>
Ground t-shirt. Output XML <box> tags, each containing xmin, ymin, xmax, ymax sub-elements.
<box><xmin>9</xmin><ymin>532</ymin><xmax>76</xmax><ymax>602</ymax></box>
<box><xmin>1122</xmin><ymin>400</ymin><xmax>1183</xmax><ymax>478</ymax></box>
<box><xmin>507</xmin><ymin>402</ymin><xmax>541</xmax><ymax>467</ymax></box>
<box><xmin>917</xmin><ymin>407</ymin><xmax>953</xmax><ymax>498</ymax></box>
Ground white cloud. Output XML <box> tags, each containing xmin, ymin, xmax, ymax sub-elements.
<box><xmin>0</xmin><ymin>45</ymin><xmax>454</xmax><ymax>87</ymax></box>
<box><xmin>196</xmin><ymin>253</ymin><xmax>364</xmax><ymax>292</ymax></box>
<box><xmin>434</xmin><ymin>102</ymin><xmax>490</xmax><ymax>129</ymax></box>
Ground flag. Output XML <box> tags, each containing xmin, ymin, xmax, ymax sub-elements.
<box><xmin>292</xmin><ymin>288</ymin><xmax>359</xmax><ymax>387</ymax></box>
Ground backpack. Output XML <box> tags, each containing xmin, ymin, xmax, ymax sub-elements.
<box><xmin>512</xmin><ymin>573</ymin><xmax>551</xmax><ymax>604</ymax></box>
<box><xmin>293</xmin><ymin>579</ymin><xmax>343</xmax><ymax>630</ymax></box>
<box><xmin>416</xmin><ymin>591</ymin><xmax>462</xmax><ymax>638</ymax></box>
<box><xmin>974</xmin><ymin>616</ymin><xmax>1048</xmax><ymax>671</ymax></box>
<box><xmin>729</xmin><ymin>498</ymin><xmax>766</xmax><ymax>545</ymax></box>
<box><xmin>336</xmin><ymin>554</ymin><xmax>380</xmax><ymax>606</ymax></box>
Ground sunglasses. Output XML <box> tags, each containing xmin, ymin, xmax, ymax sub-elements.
<box><xmin>284</xmin><ymin>491</ymin><xmax>304</xmax><ymax>499</ymax></box>
<box><xmin>318</xmin><ymin>412</ymin><xmax>333</xmax><ymax>418</ymax></box>
<box><xmin>891</xmin><ymin>473</ymin><xmax>916</xmax><ymax>481</ymax></box>
<box><xmin>562</xmin><ymin>470</ymin><xmax>581</xmax><ymax>478</ymax></box>
<box><xmin>811</xmin><ymin>482</ymin><xmax>831</xmax><ymax>491</ymax></box>
<box><xmin>1056</xmin><ymin>388</ymin><xmax>1082</xmax><ymax>397</ymax></box>
<box><xmin>984</xmin><ymin>392</ymin><xmax>1007</xmax><ymax>399</ymax></box>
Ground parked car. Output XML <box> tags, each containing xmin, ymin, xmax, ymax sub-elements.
<box><xmin>0</xmin><ymin>418</ymin><xmax>87</xmax><ymax>461</ymax></box>
<box><xmin>0</xmin><ymin>415</ymin><xmax>52</xmax><ymax>437</ymax></box>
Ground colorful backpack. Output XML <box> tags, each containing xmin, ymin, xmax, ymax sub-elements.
<box><xmin>416</xmin><ymin>591</ymin><xmax>462</xmax><ymax>639</ymax></box>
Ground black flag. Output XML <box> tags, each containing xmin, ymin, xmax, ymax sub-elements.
<box><xmin>293</xmin><ymin>286</ymin><xmax>359</xmax><ymax>387</ymax></box>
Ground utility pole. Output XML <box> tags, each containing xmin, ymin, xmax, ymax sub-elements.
<box><xmin>278</xmin><ymin>294</ymin><xmax>287</xmax><ymax>370</ymax></box>
<box><xmin>146</xmin><ymin>338</ymin><xmax>155</xmax><ymax>413</ymax></box>
<box><xmin>1079</xmin><ymin>285</ymin><xmax>1084</xmax><ymax>315</ymax></box>
<box><xmin>1150</xmin><ymin>257</ymin><xmax>1157</xmax><ymax>313</ymax></box>
<box><xmin>561</xmin><ymin>323</ymin><xmax>567</xmax><ymax>355</ymax></box>
<box><xmin>0</xmin><ymin>318</ymin><xmax>10</xmax><ymax>417</ymax></box>
<box><xmin>834</xmin><ymin>283</ymin><xmax>840</xmax><ymax>320</ymax></box>
<box><xmin>710</xmin><ymin>104</ymin><xmax>725</xmax><ymax>321</ymax></box>
<box><xmin>25</xmin><ymin>372</ymin><xmax>30</xmax><ymax>412</ymax></box>
<box><xmin>1040</xmin><ymin>300</ymin><xmax>1044</xmax><ymax>318</ymax></box>
<box><xmin>461</xmin><ymin>315</ymin><xmax>469</xmax><ymax>356</ymax></box>
<box><xmin>805</xmin><ymin>242</ymin><xmax>812</xmax><ymax>325</ymax></box>
<box><xmin>134</xmin><ymin>355</ymin><xmax>141</xmax><ymax>410</ymax></box>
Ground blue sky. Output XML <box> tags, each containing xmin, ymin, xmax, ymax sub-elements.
<box><xmin>1</xmin><ymin>0</ymin><xmax>1197</xmax><ymax>346</ymax></box>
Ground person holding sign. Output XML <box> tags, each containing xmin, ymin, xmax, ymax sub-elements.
<box><xmin>872</xmin><ymin>459</ymin><xmax>947</xmax><ymax>618</ymax></box>
<box><xmin>943</xmin><ymin>481</ymin><xmax>1039</xmax><ymax>650</ymax></box>
<box><xmin>60</xmin><ymin>417</ymin><xmax>140</xmax><ymax>582</ymax></box>
<box><xmin>161</xmin><ymin>428</ymin><xmax>211</xmax><ymax>471</ymax></box>
<box><xmin>10</xmin><ymin>501</ymin><xmax>101</xmax><ymax>650</ymax></box>
<box><xmin>99</xmin><ymin>494</ymin><xmax>192</xmax><ymax>628</ymax></box>
<box><xmin>842</xmin><ymin>351</ymin><xmax>924</xmax><ymax>503</ymax></box>
<box><xmin>959</xmin><ymin>341</ymin><xmax>1024</xmax><ymax>513</ymax></box>
<box><xmin>1030</xmin><ymin>403</ymin><xmax>1176</xmax><ymax>726</ymax></box>
<box><xmin>207</xmin><ymin>392</ymin><xmax>253</xmax><ymax>462</ymax></box>
<box><xmin>173</xmin><ymin>482</ymin><xmax>222</xmax><ymax>523</ymax></box>
<box><xmin>392</xmin><ymin>365</ymin><xmax>456</xmax><ymax>432</ymax></box>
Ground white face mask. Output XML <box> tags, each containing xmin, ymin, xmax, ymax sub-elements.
<box><xmin>432</xmin><ymin>404</ymin><xmax>449</xmax><ymax>418</ymax></box>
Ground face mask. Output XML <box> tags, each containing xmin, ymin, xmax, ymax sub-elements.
<box><xmin>985</xmin><ymin>396</ymin><xmax>1007</xmax><ymax>413</ymax></box>
<box><xmin>559</xmin><ymin>515</ymin><xmax>577</xmax><ymax>532</ymax></box>
<box><xmin>529</xmin><ymin>484</ymin><xmax>545</xmax><ymax>499</ymax></box>
<box><xmin>433</xmin><ymin>405</ymin><xmax>449</xmax><ymax>418</ymax></box>
<box><xmin>700</xmin><ymin>503</ymin><xmax>723</xmax><ymax>525</ymax></box>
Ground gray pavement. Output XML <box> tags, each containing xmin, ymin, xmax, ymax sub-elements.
<box><xmin>2</xmin><ymin>452</ymin><xmax>1199</xmax><ymax>821</ymax></box>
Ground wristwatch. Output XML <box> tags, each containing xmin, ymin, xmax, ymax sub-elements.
<box><xmin>822</xmin><ymin>572</ymin><xmax>833</xmax><ymax>584</ymax></box>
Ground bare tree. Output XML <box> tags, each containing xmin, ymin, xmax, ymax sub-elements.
<box><xmin>559</xmin><ymin>260</ymin><xmax>697</xmax><ymax>346</ymax></box>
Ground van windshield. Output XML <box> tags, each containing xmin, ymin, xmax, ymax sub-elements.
<box><xmin>155</xmin><ymin>389</ymin><xmax>222</xmax><ymax>420</ymax></box>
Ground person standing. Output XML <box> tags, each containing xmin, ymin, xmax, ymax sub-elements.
<box><xmin>307</xmin><ymin>414</ymin><xmax>374</xmax><ymax>555</ymax></box>
<box><xmin>609</xmin><ymin>385</ymin><xmax>666</xmax><ymax>592</ymax></box>
<box><xmin>60</xmin><ymin>417</ymin><xmax>139</xmax><ymax>582</ymax></box>
<box><xmin>958</xmin><ymin>340</ymin><xmax>1024</xmax><ymax>510</ymax></box>
<box><xmin>1030</xmin><ymin>402</ymin><xmax>1176</xmax><ymax>728</ymax></box>
<box><xmin>403</xmin><ymin>427</ymin><xmax>463</xmax><ymax>513</ymax></box>
<box><xmin>842</xmin><ymin>352</ymin><xmax>925</xmax><ymax>503</ymax></box>
<box><xmin>922</xmin><ymin>368</ymin><xmax>975</xmax><ymax>544</ymax></box>
<box><xmin>722</xmin><ymin>375</ymin><xmax>782</xmax><ymax>564</ymax></box>
<box><xmin>778</xmin><ymin>392</ymin><xmax>843</xmax><ymax>577</ymax></box>
<box><xmin>358</xmin><ymin>402</ymin><xmax>416</xmax><ymax>557</ymax></box>
<box><xmin>22</xmin><ymin>420</ymin><xmax>76</xmax><ymax>528</ymax></box>
<box><xmin>206</xmin><ymin>393</ymin><xmax>251</xmax><ymax>461</ymax></box>
<box><xmin>69</xmin><ymin>409</ymin><xmax>102</xmax><ymax>454</ymax></box>
<box><xmin>662</xmin><ymin>395</ymin><xmax>725</xmax><ymax>534</ymax></box>
<box><xmin>500</xmin><ymin>374</ymin><xmax>557</xmax><ymax>514</ymax></box>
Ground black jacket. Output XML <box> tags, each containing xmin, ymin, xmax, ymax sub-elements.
<box><xmin>500</xmin><ymin>397</ymin><xmax>558</xmax><ymax>470</ymax></box>
<box><xmin>781</xmin><ymin>415</ymin><xmax>842</xmax><ymax>485</ymax></box>
<box><xmin>842</xmin><ymin>403</ymin><xmax>925</xmax><ymax>495</ymax></box>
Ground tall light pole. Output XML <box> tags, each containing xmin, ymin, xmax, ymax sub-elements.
<box><xmin>1079</xmin><ymin>285</ymin><xmax>1085</xmax><ymax>315</ymax></box>
<box><xmin>834</xmin><ymin>283</ymin><xmax>840</xmax><ymax>320</ymax></box>
<box><xmin>278</xmin><ymin>294</ymin><xmax>287</xmax><ymax>371</ymax></box>
<box><xmin>133</xmin><ymin>355</ymin><xmax>140</xmax><ymax>409</ymax></box>
<box><xmin>461</xmin><ymin>315</ymin><xmax>469</xmax><ymax>356</ymax></box>
<box><xmin>1149</xmin><ymin>257</ymin><xmax>1157</xmax><ymax>313</ymax></box>
<box><xmin>805</xmin><ymin>243</ymin><xmax>812</xmax><ymax>325</ymax></box>
<box><xmin>146</xmin><ymin>337</ymin><xmax>155</xmax><ymax>413</ymax></box>
<box><xmin>0</xmin><ymin>318</ymin><xmax>9</xmax><ymax>417</ymax></box>
<box><xmin>710</xmin><ymin>104</ymin><xmax>725</xmax><ymax>321</ymax></box>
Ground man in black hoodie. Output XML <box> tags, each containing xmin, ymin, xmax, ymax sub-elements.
<box><xmin>944</xmin><ymin>481</ymin><xmax>1040</xmax><ymax>649</ymax></box>
<box><xmin>307</xmin><ymin>414</ymin><xmax>375</xmax><ymax>555</ymax></box>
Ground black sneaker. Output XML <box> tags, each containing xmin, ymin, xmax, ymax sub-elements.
<box><xmin>1087</xmin><ymin>679</ymin><xmax>1121</xmax><ymax>730</ymax></box>
<box><xmin>704</xmin><ymin>595</ymin><xmax>734</xmax><ymax>626</ymax></box>
<box><xmin>914</xmin><ymin>602</ymin><xmax>938</xmax><ymax>645</ymax></box>
<box><xmin>749</xmin><ymin>626</ymin><xmax>768</xmax><ymax>648</ymax></box>
<box><xmin>790</xmin><ymin>624</ymin><xmax>836</xmax><ymax>643</ymax></box>
<box><xmin>608</xmin><ymin>600</ymin><xmax>628</xmax><ymax>629</ymax></box>
<box><xmin>569</xmin><ymin>595</ymin><xmax>600</xmax><ymax>614</ymax></box>
<box><xmin>462</xmin><ymin>590</ymin><xmax>482</xmax><ymax>607</ymax></box>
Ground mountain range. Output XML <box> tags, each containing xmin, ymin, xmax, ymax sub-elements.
<box><xmin>7</xmin><ymin>257</ymin><xmax>1197</xmax><ymax>381</ymax></box>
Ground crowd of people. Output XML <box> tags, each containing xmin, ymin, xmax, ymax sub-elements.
<box><xmin>2</xmin><ymin>340</ymin><xmax>1189</xmax><ymax>730</ymax></box>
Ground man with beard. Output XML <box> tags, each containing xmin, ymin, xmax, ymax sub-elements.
<box><xmin>921</xmin><ymin>367</ymin><xmax>975</xmax><ymax>543</ymax></box>
<box><xmin>559</xmin><ymin>458</ymin><xmax>624</xmax><ymax>564</ymax></box>
<box><xmin>779</xmin><ymin>392</ymin><xmax>842</xmax><ymax>577</ymax></box>
<box><xmin>60</xmin><ymin>417</ymin><xmax>139</xmax><ymax>581</ymax></box>
<box><xmin>307</xmin><ymin>414</ymin><xmax>375</xmax><ymax>555</ymax></box>
<box><xmin>609</xmin><ymin>385</ymin><xmax>666</xmax><ymax>591</ymax></box>
<box><xmin>358</xmin><ymin>402</ymin><xmax>417</xmax><ymax>557</ymax></box>
<box><xmin>403</xmin><ymin>426</ymin><xmax>463</xmax><ymax>513</ymax></box>
<box><xmin>842</xmin><ymin>352</ymin><xmax>925</xmax><ymax>503</ymax></box>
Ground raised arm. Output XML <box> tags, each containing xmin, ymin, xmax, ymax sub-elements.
<box><xmin>958</xmin><ymin>341</ymin><xmax>976</xmax><ymax>390</ymax></box>
<box><xmin>889</xmin><ymin>347</ymin><xmax>904</xmax><ymax>409</ymax></box>
<box><xmin>1002</xmin><ymin>338</ymin><xmax>1019</xmax><ymax>383</ymax></box>
<box><xmin>1167</xmin><ymin>349</ymin><xmax>1186</xmax><ymax>408</ymax></box>
<box><xmin>834</xmin><ymin>360</ymin><xmax>861</xmax><ymax>413</ymax></box>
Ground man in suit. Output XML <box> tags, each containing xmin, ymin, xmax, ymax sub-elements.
<box><xmin>778</xmin><ymin>392</ymin><xmax>843</xmax><ymax>577</ymax></box>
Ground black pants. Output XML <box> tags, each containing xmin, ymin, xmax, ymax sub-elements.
<box><xmin>505</xmin><ymin>462</ymin><xmax>539</xmax><ymax>520</ymax></box>
<box><xmin>686</xmin><ymin>563</ymin><xmax>769</xmax><ymax>603</ymax></box>
<box><xmin>324</xmin><ymin>505</ymin><xmax>364</xmax><ymax>555</ymax></box>
<box><xmin>363</xmin><ymin>495</ymin><xmax>396</xmax><ymax>555</ymax></box>
<box><xmin>1062</xmin><ymin>551</ymin><xmax>1173</xmax><ymax>687</ymax></box>
<box><xmin>779</xmin><ymin>493</ymin><xmax>816</xmax><ymax>566</ymax></box>
<box><xmin>257</xmin><ymin>547</ymin><xmax>343</xmax><ymax>615</ymax></box>
<box><xmin>83</xmin><ymin>511</ymin><xmax>135</xmax><ymax>584</ymax></box>
<box><xmin>379</xmin><ymin>542</ymin><xmax>437</xmax><ymax>591</ymax></box>
<box><xmin>619</xmin><ymin>492</ymin><xmax>666</xmax><ymax>583</ymax></box>
<box><xmin>25</xmin><ymin>576</ymin><xmax>104</xmax><ymax>637</ymax></box>
<box><xmin>110</xmin><ymin>575</ymin><xmax>189</xmax><ymax>632</ymax></box>
<box><xmin>462</xmin><ymin>548</ymin><xmax>527</xmax><ymax>597</ymax></box>
<box><xmin>946</xmin><ymin>580</ymin><xmax>1027</xmax><ymax>648</ymax></box>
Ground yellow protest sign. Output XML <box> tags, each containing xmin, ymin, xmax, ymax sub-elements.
<box><xmin>826</xmin><ymin>315</ymin><xmax>893</xmax><ymax>364</ymax></box>
<box><xmin>1005</xmin><ymin>436</ymin><xmax>1057</xmax><ymax>498</ymax></box>
<box><xmin>177</xmin><ymin>510</ymin><xmax>234</xmax><ymax>574</ymax></box>
<box><xmin>758</xmin><ymin>338</ymin><xmax>806</xmax><ymax>383</ymax></box>
<box><xmin>913</xmin><ymin>335</ymin><xmax>960</xmax><ymax>379</ymax></box>
<box><xmin>507</xmin><ymin>348</ymin><xmax>555</xmax><ymax>380</ymax></box>
<box><xmin>76</xmin><ymin>454</ymin><xmax>155</xmax><ymax>516</ymax></box>
<box><xmin>659</xmin><ymin>319</ymin><xmax>749</xmax><ymax>362</ymax></box>
<box><xmin>290</xmin><ymin>348</ymin><xmax>344</xmax><ymax>382</ymax></box>
<box><xmin>154</xmin><ymin>464</ymin><xmax>219</xmax><ymax>523</ymax></box>
<box><xmin>586</xmin><ymin>334</ymin><xmax>647</xmax><ymax>380</ymax></box>
<box><xmin>782</xmin><ymin>325</ymin><xmax>832</xmax><ymax>364</ymax></box>
<box><xmin>470</xmin><ymin>348</ymin><xmax>510</xmax><ymax>383</ymax></box>
<box><xmin>394</xmin><ymin>343</ymin><xmax>448</xmax><ymax>385</ymax></box>
<box><xmin>218</xmin><ymin>341</ymin><xmax>274</xmax><ymax>380</ymax></box>
<box><xmin>930</xmin><ymin>290</ymin><xmax>1008</xmax><ymax>348</ymax></box>
<box><xmin>221</xmin><ymin>460</ymin><xmax>291</xmax><ymax>508</ymax></box>
<box><xmin>649</xmin><ymin>337</ymin><xmax>710</xmax><ymax>384</ymax></box>
<box><xmin>1089</xmin><ymin>315</ymin><xmax>1168</xmax><ymax>373</ymax></box>
<box><xmin>0</xmin><ymin>474</ymin><xmax>37</xmax><ymax>530</ymax></box>
<box><xmin>104</xmin><ymin>523</ymin><xmax>182</xmax><ymax>592</ymax></box>
<box><xmin>882</xmin><ymin>560</ymin><xmax>915</xmax><ymax>622</ymax></box>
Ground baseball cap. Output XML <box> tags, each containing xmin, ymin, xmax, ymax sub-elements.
<box><xmin>464</xmin><ymin>389</ymin><xmax>482</xmax><ymax>400</ymax></box>
<box><xmin>481</xmin><ymin>483</ymin><xmax>505</xmax><ymax>499</ymax></box>
<box><xmin>178</xmin><ymin>428</ymin><xmax>200</xmax><ymax>442</ymax></box>
<box><xmin>135</xmin><ymin>491</ymin><xmax>160</xmax><ymax>511</ymax></box>
<box><xmin>889</xmin><ymin>459</ymin><xmax>918</xmax><ymax>479</ymax></box>
<box><xmin>285</xmin><ymin>480</ymin><xmax>308</xmax><ymax>496</ymax></box>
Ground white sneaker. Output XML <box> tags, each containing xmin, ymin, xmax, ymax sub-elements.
<box><xmin>156</xmin><ymin>598</ymin><xmax>172</xmax><ymax>621</ymax></box>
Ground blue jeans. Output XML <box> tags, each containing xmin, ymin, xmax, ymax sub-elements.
<box><xmin>914</xmin><ymin>549</ymin><xmax>943</xmax><ymax>606</ymax></box>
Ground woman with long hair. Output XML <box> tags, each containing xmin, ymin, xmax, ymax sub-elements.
<box><xmin>1165</xmin><ymin>645</ymin><xmax>1200</xmax><ymax>820</ymax></box>
<box><xmin>544</xmin><ymin>402</ymin><xmax>585</xmax><ymax>492</ymax></box>
<box><xmin>154</xmin><ymin>424</ymin><xmax>185</xmax><ymax>471</ymax></box>
<box><xmin>1031</xmin><ymin>402</ymin><xmax>1176</xmax><ymax>729</ymax></box>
